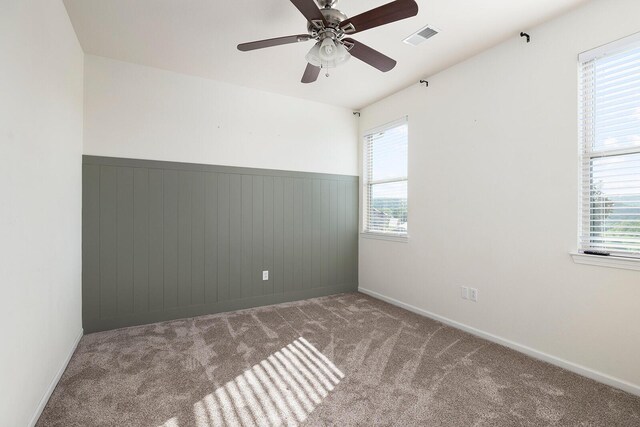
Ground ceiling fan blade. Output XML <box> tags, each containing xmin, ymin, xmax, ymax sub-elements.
<box><xmin>290</xmin><ymin>0</ymin><xmax>327</xmax><ymax>29</ymax></box>
<box><xmin>238</xmin><ymin>34</ymin><xmax>311</xmax><ymax>52</ymax></box>
<box><xmin>343</xmin><ymin>38</ymin><xmax>396</xmax><ymax>72</ymax></box>
<box><xmin>301</xmin><ymin>63</ymin><xmax>321</xmax><ymax>83</ymax></box>
<box><xmin>339</xmin><ymin>0</ymin><xmax>418</xmax><ymax>35</ymax></box>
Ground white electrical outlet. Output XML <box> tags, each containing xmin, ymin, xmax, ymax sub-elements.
<box><xmin>469</xmin><ymin>288</ymin><xmax>478</xmax><ymax>302</ymax></box>
<box><xmin>461</xmin><ymin>286</ymin><xmax>468</xmax><ymax>299</ymax></box>
<box><xmin>262</xmin><ymin>270</ymin><xmax>269</xmax><ymax>281</ymax></box>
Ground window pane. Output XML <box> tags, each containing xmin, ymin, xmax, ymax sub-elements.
<box><xmin>591</xmin><ymin>46</ymin><xmax>640</xmax><ymax>151</ymax></box>
<box><xmin>589</xmin><ymin>153</ymin><xmax>640</xmax><ymax>253</ymax></box>
<box><xmin>369</xmin><ymin>124</ymin><xmax>408</xmax><ymax>181</ymax></box>
<box><xmin>368</xmin><ymin>181</ymin><xmax>407</xmax><ymax>234</ymax></box>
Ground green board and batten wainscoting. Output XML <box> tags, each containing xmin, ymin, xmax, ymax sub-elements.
<box><xmin>82</xmin><ymin>156</ymin><xmax>359</xmax><ymax>333</ymax></box>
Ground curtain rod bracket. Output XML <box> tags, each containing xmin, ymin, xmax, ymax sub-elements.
<box><xmin>353</xmin><ymin>112</ymin><xmax>360</xmax><ymax>117</ymax></box>
<box><xmin>520</xmin><ymin>32</ymin><xmax>530</xmax><ymax>43</ymax></box>
<box><xmin>419</xmin><ymin>80</ymin><xmax>429</xmax><ymax>87</ymax></box>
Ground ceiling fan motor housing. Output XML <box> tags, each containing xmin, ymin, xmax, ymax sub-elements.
<box><xmin>307</xmin><ymin>7</ymin><xmax>348</xmax><ymax>39</ymax></box>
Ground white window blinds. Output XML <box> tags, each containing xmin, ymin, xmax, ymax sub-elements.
<box><xmin>579</xmin><ymin>33</ymin><xmax>640</xmax><ymax>257</ymax></box>
<box><xmin>363</xmin><ymin>117</ymin><xmax>408</xmax><ymax>236</ymax></box>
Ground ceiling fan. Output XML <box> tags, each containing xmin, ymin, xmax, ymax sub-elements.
<box><xmin>237</xmin><ymin>0</ymin><xmax>419</xmax><ymax>83</ymax></box>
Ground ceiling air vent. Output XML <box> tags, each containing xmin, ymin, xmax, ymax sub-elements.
<box><xmin>403</xmin><ymin>25</ymin><xmax>440</xmax><ymax>46</ymax></box>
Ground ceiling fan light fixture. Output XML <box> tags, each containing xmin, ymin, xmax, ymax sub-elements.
<box><xmin>305</xmin><ymin>39</ymin><xmax>350</xmax><ymax>68</ymax></box>
<box><xmin>319</xmin><ymin>37</ymin><xmax>336</xmax><ymax>60</ymax></box>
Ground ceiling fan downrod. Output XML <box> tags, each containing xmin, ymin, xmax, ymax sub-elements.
<box><xmin>317</xmin><ymin>0</ymin><xmax>339</xmax><ymax>8</ymax></box>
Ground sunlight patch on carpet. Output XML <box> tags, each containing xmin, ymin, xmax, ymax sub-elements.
<box><xmin>187</xmin><ymin>337</ymin><xmax>344</xmax><ymax>426</ymax></box>
<box><xmin>159</xmin><ymin>417</ymin><xmax>180</xmax><ymax>427</ymax></box>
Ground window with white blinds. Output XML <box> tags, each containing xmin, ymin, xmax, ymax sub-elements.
<box><xmin>579</xmin><ymin>33</ymin><xmax>640</xmax><ymax>258</ymax></box>
<box><xmin>363</xmin><ymin>117</ymin><xmax>408</xmax><ymax>237</ymax></box>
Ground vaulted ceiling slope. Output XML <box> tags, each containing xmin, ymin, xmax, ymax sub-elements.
<box><xmin>64</xmin><ymin>0</ymin><xmax>588</xmax><ymax>109</ymax></box>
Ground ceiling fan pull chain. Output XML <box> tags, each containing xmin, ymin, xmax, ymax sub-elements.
<box><xmin>321</xmin><ymin>64</ymin><xmax>329</xmax><ymax>78</ymax></box>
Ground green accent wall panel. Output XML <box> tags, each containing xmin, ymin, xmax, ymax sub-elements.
<box><xmin>303</xmin><ymin>179</ymin><xmax>312</xmax><ymax>290</ymax></box>
<box><xmin>116</xmin><ymin>167</ymin><xmax>134</xmax><ymax>314</ymax></box>
<box><xmin>241</xmin><ymin>175</ymin><xmax>253</xmax><ymax>299</ymax></box>
<box><xmin>99</xmin><ymin>166</ymin><xmax>117</xmax><ymax>319</ymax></box>
<box><xmin>293</xmin><ymin>178</ymin><xmax>304</xmax><ymax>292</ymax></box>
<box><xmin>192</xmin><ymin>172</ymin><xmax>206</xmax><ymax>305</ymax></box>
<box><xmin>283</xmin><ymin>178</ymin><xmax>295</xmax><ymax>293</ymax></box>
<box><xmin>82</xmin><ymin>156</ymin><xmax>359</xmax><ymax>333</ymax></box>
<box><xmin>272</xmin><ymin>177</ymin><xmax>284</xmax><ymax>295</ymax></box>
<box><xmin>263</xmin><ymin>176</ymin><xmax>275</xmax><ymax>296</ymax></box>
<box><xmin>163</xmin><ymin>170</ymin><xmax>179</xmax><ymax>309</ymax></box>
<box><xmin>252</xmin><ymin>175</ymin><xmax>264</xmax><ymax>297</ymax></box>
<box><xmin>217</xmin><ymin>174</ymin><xmax>230</xmax><ymax>302</ymax></box>
<box><xmin>177</xmin><ymin>171</ymin><xmax>192</xmax><ymax>307</ymax></box>
<box><xmin>133</xmin><ymin>168</ymin><xmax>149</xmax><ymax>314</ymax></box>
<box><xmin>204</xmin><ymin>173</ymin><xmax>218</xmax><ymax>304</ymax></box>
<box><xmin>82</xmin><ymin>164</ymin><xmax>100</xmax><ymax>325</ymax></box>
<box><xmin>148</xmin><ymin>170</ymin><xmax>164</xmax><ymax>312</ymax></box>
<box><xmin>229</xmin><ymin>174</ymin><xmax>242</xmax><ymax>302</ymax></box>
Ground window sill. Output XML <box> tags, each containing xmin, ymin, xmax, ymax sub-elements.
<box><xmin>360</xmin><ymin>232</ymin><xmax>408</xmax><ymax>243</ymax></box>
<box><xmin>570</xmin><ymin>252</ymin><xmax>640</xmax><ymax>272</ymax></box>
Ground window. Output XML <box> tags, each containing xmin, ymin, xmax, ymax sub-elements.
<box><xmin>579</xmin><ymin>33</ymin><xmax>640</xmax><ymax>258</ymax></box>
<box><xmin>363</xmin><ymin>117</ymin><xmax>408</xmax><ymax>237</ymax></box>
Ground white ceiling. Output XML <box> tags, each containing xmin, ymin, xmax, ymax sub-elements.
<box><xmin>63</xmin><ymin>0</ymin><xmax>589</xmax><ymax>109</ymax></box>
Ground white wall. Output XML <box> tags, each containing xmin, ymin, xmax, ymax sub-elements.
<box><xmin>83</xmin><ymin>55</ymin><xmax>358</xmax><ymax>176</ymax></box>
<box><xmin>0</xmin><ymin>1</ymin><xmax>84</xmax><ymax>426</ymax></box>
<box><xmin>359</xmin><ymin>0</ymin><xmax>640</xmax><ymax>392</ymax></box>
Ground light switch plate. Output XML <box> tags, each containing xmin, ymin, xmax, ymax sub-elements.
<box><xmin>262</xmin><ymin>271</ymin><xmax>269</xmax><ymax>281</ymax></box>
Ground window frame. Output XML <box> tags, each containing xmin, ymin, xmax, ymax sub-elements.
<box><xmin>362</xmin><ymin>116</ymin><xmax>409</xmax><ymax>240</ymax></box>
<box><xmin>577</xmin><ymin>32</ymin><xmax>640</xmax><ymax>262</ymax></box>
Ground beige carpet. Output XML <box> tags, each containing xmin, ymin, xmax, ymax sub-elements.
<box><xmin>38</xmin><ymin>293</ymin><xmax>640</xmax><ymax>426</ymax></box>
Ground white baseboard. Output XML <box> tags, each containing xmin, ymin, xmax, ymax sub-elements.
<box><xmin>358</xmin><ymin>287</ymin><xmax>640</xmax><ymax>397</ymax></box>
<box><xmin>29</xmin><ymin>328</ymin><xmax>83</xmax><ymax>427</ymax></box>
